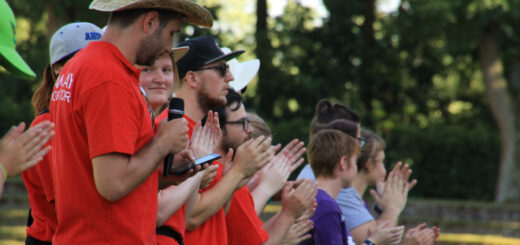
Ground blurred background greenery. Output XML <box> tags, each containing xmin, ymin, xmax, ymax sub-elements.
<box><xmin>2</xmin><ymin>0</ymin><xmax>520</xmax><ymax>243</ymax></box>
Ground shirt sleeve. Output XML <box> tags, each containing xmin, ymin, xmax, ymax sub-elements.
<box><xmin>336</xmin><ymin>188</ymin><xmax>374</xmax><ymax>230</ymax></box>
<box><xmin>79</xmin><ymin>81</ymin><xmax>144</xmax><ymax>158</ymax></box>
<box><xmin>313</xmin><ymin>211</ymin><xmax>345</xmax><ymax>245</ymax></box>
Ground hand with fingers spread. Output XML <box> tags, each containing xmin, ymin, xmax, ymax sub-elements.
<box><xmin>281</xmin><ymin>179</ymin><xmax>317</xmax><ymax>219</ymax></box>
<box><xmin>274</xmin><ymin>139</ymin><xmax>306</xmax><ymax>173</ymax></box>
<box><xmin>366</xmin><ymin>221</ymin><xmax>405</xmax><ymax>245</ymax></box>
<box><xmin>231</xmin><ymin>136</ymin><xmax>274</xmax><ymax>179</ymax></box>
<box><xmin>189</xmin><ymin>111</ymin><xmax>221</xmax><ymax>159</ymax></box>
<box><xmin>402</xmin><ymin>223</ymin><xmax>439</xmax><ymax>245</ymax></box>
<box><xmin>0</xmin><ymin>121</ymin><xmax>54</xmax><ymax>178</ymax></box>
<box><xmin>370</xmin><ymin>161</ymin><xmax>416</xmax><ymax>215</ymax></box>
<box><xmin>283</xmin><ymin>219</ymin><xmax>313</xmax><ymax>245</ymax></box>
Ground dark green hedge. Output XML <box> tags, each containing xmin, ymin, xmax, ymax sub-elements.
<box><xmin>385</xmin><ymin>123</ymin><xmax>500</xmax><ymax>201</ymax></box>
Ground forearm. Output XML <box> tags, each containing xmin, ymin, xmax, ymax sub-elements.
<box><xmin>251</xmin><ymin>184</ymin><xmax>277</xmax><ymax>215</ymax></box>
<box><xmin>93</xmin><ymin>137</ymin><xmax>168</xmax><ymax>201</ymax></box>
<box><xmin>263</xmin><ymin>210</ymin><xmax>295</xmax><ymax>245</ymax></box>
<box><xmin>157</xmin><ymin>173</ymin><xmax>203</xmax><ymax>226</ymax></box>
<box><xmin>186</xmin><ymin>168</ymin><xmax>244</xmax><ymax>230</ymax></box>
<box><xmin>376</xmin><ymin>207</ymin><xmax>401</xmax><ymax>226</ymax></box>
<box><xmin>262</xmin><ymin>211</ymin><xmax>281</xmax><ymax>233</ymax></box>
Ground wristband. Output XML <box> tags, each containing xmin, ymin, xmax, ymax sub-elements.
<box><xmin>364</xmin><ymin>239</ymin><xmax>375</xmax><ymax>245</ymax></box>
<box><xmin>0</xmin><ymin>163</ymin><xmax>6</xmax><ymax>180</ymax></box>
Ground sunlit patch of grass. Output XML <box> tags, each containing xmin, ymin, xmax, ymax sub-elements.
<box><xmin>439</xmin><ymin>233</ymin><xmax>520</xmax><ymax>244</ymax></box>
<box><xmin>0</xmin><ymin>225</ymin><xmax>26</xmax><ymax>241</ymax></box>
<box><xmin>0</xmin><ymin>239</ymin><xmax>24</xmax><ymax>245</ymax></box>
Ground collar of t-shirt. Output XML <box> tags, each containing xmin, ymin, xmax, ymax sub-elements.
<box><xmin>88</xmin><ymin>41</ymin><xmax>141</xmax><ymax>81</ymax></box>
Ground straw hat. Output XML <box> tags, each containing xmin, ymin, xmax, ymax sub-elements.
<box><xmin>171</xmin><ymin>46</ymin><xmax>188</xmax><ymax>62</ymax></box>
<box><xmin>89</xmin><ymin>0</ymin><xmax>213</xmax><ymax>28</ymax></box>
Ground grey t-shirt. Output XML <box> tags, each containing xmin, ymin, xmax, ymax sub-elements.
<box><xmin>336</xmin><ymin>187</ymin><xmax>374</xmax><ymax>230</ymax></box>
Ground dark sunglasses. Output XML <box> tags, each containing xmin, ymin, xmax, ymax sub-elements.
<box><xmin>226</xmin><ymin>117</ymin><xmax>251</xmax><ymax>131</ymax></box>
<box><xmin>195</xmin><ymin>63</ymin><xmax>229</xmax><ymax>77</ymax></box>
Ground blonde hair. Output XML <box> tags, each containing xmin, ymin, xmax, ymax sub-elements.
<box><xmin>248</xmin><ymin>112</ymin><xmax>271</xmax><ymax>139</ymax></box>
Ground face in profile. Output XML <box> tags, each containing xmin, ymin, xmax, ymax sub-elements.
<box><xmin>221</xmin><ymin>102</ymin><xmax>254</xmax><ymax>152</ymax></box>
<box><xmin>196</xmin><ymin>61</ymin><xmax>235</xmax><ymax>111</ymax></box>
<box><xmin>139</xmin><ymin>52</ymin><xmax>174</xmax><ymax>110</ymax></box>
<box><xmin>136</xmin><ymin>17</ymin><xmax>181</xmax><ymax>66</ymax></box>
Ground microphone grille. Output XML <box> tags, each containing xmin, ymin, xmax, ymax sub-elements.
<box><xmin>170</xmin><ymin>98</ymin><xmax>184</xmax><ymax>110</ymax></box>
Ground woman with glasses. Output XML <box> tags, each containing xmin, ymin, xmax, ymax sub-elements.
<box><xmin>339</xmin><ymin>129</ymin><xmax>440</xmax><ymax>245</ymax></box>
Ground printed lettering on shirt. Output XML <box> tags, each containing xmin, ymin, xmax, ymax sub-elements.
<box><xmin>52</xmin><ymin>72</ymin><xmax>74</xmax><ymax>103</ymax></box>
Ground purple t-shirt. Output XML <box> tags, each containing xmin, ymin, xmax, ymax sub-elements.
<box><xmin>299</xmin><ymin>189</ymin><xmax>352</xmax><ymax>245</ymax></box>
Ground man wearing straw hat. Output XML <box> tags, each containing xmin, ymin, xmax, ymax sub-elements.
<box><xmin>48</xmin><ymin>0</ymin><xmax>212</xmax><ymax>244</ymax></box>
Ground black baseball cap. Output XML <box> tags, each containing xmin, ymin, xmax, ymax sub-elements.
<box><xmin>176</xmin><ymin>36</ymin><xmax>245</xmax><ymax>79</ymax></box>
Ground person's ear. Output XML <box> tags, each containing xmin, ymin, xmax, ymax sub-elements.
<box><xmin>185</xmin><ymin>71</ymin><xmax>200</xmax><ymax>89</ymax></box>
<box><xmin>338</xmin><ymin>155</ymin><xmax>347</xmax><ymax>171</ymax></box>
<box><xmin>141</xmin><ymin>11</ymin><xmax>160</xmax><ymax>34</ymax></box>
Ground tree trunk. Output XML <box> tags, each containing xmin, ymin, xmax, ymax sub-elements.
<box><xmin>478</xmin><ymin>26</ymin><xmax>520</xmax><ymax>203</ymax></box>
<box><xmin>360</xmin><ymin>0</ymin><xmax>376</xmax><ymax>127</ymax></box>
<box><xmin>255</xmin><ymin>0</ymin><xmax>275</xmax><ymax>118</ymax></box>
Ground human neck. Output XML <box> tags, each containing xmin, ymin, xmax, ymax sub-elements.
<box><xmin>100</xmin><ymin>25</ymin><xmax>140</xmax><ymax>65</ymax></box>
<box><xmin>176</xmin><ymin>86</ymin><xmax>206</xmax><ymax>122</ymax></box>
<box><xmin>352</xmin><ymin>173</ymin><xmax>369</xmax><ymax>198</ymax></box>
<box><xmin>316</xmin><ymin>176</ymin><xmax>343</xmax><ymax>199</ymax></box>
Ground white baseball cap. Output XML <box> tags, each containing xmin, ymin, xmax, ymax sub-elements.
<box><xmin>50</xmin><ymin>22</ymin><xmax>102</xmax><ymax>66</ymax></box>
<box><xmin>221</xmin><ymin>47</ymin><xmax>260</xmax><ymax>92</ymax></box>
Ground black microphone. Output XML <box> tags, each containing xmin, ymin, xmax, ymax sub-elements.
<box><xmin>163</xmin><ymin>98</ymin><xmax>184</xmax><ymax>177</ymax></box>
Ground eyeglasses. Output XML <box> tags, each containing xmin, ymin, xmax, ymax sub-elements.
<box><xmin>356</xmin><ymin>136</ymin><xmax>367</xmax><ymax>148</ymax></box>
<box><xmin>226</xmin><ymin>117</ymin><xmax>251</xmax><ymax>131</ymax></box>
<box><xmin>195</xmin><ymin>63</ymin><xmax>229</xmax><ymax>77</ymax></box>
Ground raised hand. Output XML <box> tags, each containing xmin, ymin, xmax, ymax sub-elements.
<box><xmin>370</xmin><ymin>161</ymin><xmax>417</xmax><ymax>214</ymax></box>
<box><xmin>189</xmin><ymin>111</ymin><xmax>221</xmax><ymax>159</ymax></box>
<box><xmin>0</xmin><ymin>121</ymin><xmax>54</xmax><ymax>177</ymax></box>
<box><xmin>281</xmin><ymin>179</ymin><xmax>317</xmax><ymax>219</ymax></box>
<box><xmin>401</xmin><ymin>223</ymin><xmax>439</xmax><ymax>245</ymax></box>
<box><xmin>274</xmin><ymin>139</ymin><xmax>306</xmax><ymax>173</ymax></box>
<box><xmin>232</xmin><ymin>136</ymin><xmax>274</xmax><ymax>178</ymax></box>
<box><xmin>367</xmin><ymin>221</ymin><xmax>405</xmax><ymax>245</ymax></box>
<box><xmin>282</xmin><ymin>219</ymin><xmax>313</xmax><ymax>245</ymax></box>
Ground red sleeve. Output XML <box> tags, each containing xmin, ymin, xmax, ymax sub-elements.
<box><xmin>29</xmin><ymin>114</ymin><xmax>55</xmax><ymax>202</ymax></box>
<box><xmin>226</xmin><ymin>187</ymin><xmax>269</xmax><ymax>245</ymax></box>
<box><xmin>79</xmin><ymin>81</ymin><xmax>146</xmax><ymax>158</ymax></box>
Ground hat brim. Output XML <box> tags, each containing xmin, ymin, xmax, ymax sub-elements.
<box><xmin>229</xmin><ymin>59</ymin><xmax>260</xmax><ymax>91</ymax></box>
<box><xmin>205</xmin><ymin>50</ymin><xmax>245</xmax><ymax>65</ymax></box>
<box><xmin>170</xmin><ymin>46</ymin><xmax>189</xmax><ymax>63</ymax></box>
<box><xmin>0</xmin><ymin>45</ymin><xmax>36</xmax><ymax>79</ymax></box>
<box><xmin>90</xmin><ymin>0</ymin><xmax>213</xmax><ymax>28</ymax></box>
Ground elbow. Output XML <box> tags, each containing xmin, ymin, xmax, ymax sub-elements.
<box><xmin>186</xmin><ymin>216</ymin><xmax>202</xmax><ymax>231</ymax></box>
<box><xmin>95</xmin><ymin>182</ymin><xmax>126</xmax><ymax>202</ymax></box>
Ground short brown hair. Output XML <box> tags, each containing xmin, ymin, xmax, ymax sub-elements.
<box><xmin>310</xmin><ymin>119</ymin><xmax>358</xmax><ymax>139</ymax></box>
<box><xmin>109</xmin><ymin>8</ymin><xmax>183</xmax><ymax>28</ymax></box>
<box><xmin>308</xmin><ymin>129</ymin><xmax>360</xmax><ymax>178</ymax></box>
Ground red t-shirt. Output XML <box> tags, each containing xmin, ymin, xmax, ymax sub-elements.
<box><xmin>226</xmin><ymin>186</ymin><xmax>269</xmax><ymax>245</ymax></box>
<box><xmin>22</xmin><ymin>112</ymin><xmax>57</xmax><ymax>242</ymax></box>
<box><xmin>49</xmin><ymin>41</ymin><xmax>158</xmax><ymax>245</ymax></box>
<box><xmin>184</xmin><ymin>160</ymin><xmax>227</xmax><ymax>245</ymax></box>
<box><xmin>155</xmin><ymin>111</ymin><xmax>196</xmax><ymax>245</ymax></box>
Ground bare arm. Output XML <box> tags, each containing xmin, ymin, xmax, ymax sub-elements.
<box><xmin>187</xmin><ymin>136</ymin><xmax>274</xmax><ymax>230</ymax></box>
<box><xmin>156</xmin><ymin>171</ymin><xmax>204</xmax><ymax>226</ymax></box>
<box><xmin>92</xmin><ymin>119</ymin><xmax>188</xmax><ymax>201</ymax></box>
